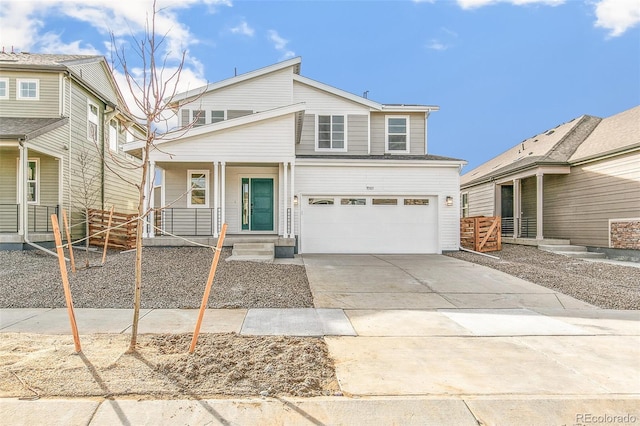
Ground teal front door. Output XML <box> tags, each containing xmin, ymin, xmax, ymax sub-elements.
<box><xmin>243</xmin><ymin>178</ymin><xmax>273</xmax><ymax>231</ymax></box>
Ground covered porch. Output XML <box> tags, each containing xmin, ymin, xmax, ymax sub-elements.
<box><xmin>495</xmin><ymin>166</ymin><xmax>570</xmax><ymax>242</ymax></box>
<box><xmin>143</xmin><ymin>159</ymin><xmax>297</xmax><ymax>256</ymax></box>
<box><xmin>0</xmin><ymin>144</ymin><xmax>62</xmax><ymax>249</ymax></box>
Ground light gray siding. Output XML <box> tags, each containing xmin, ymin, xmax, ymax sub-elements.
<box><xmin>296</xmin><ymin>114</ymin><xmax>316</xmax><ymax>155</ymax></box>
<box><xmin>370</xmin><ymin>112</ymin><xmax>426</xmax><ymax>155</ymax></box>
<box><xmin>67</xmin><ymin>61</ymin><xmax>118</xmax><ymax>104</ymax></box>
<box><xmin>543</xmin><ymin>152</ymin><xmax>640</xmax><ymax>247</ymax></box>
<box><xmin>0</xmin><ymin>71</ymin><xmax>60</xmax><ymax>118</ymax></box>
<box><xmin>466</xmin><ymin>183</ymin><xmax>495</xmax><ymax>217</ymax></box>
<box><xmin>520</xmin><ymin>176</ymin><xmax>537</xmax><ymax>238</ymax></box>
<box><xmin>227</xmin><ymin>110</ymin><xmax>253</xmax><ymax>120</ymax></box>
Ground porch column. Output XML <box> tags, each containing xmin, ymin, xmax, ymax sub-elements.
<box><xmin>18</xmin><ymin>142</ymin><xmax>27</xmax><ymax>236</ymax></box>
<box><xmin>283</xmin><ymin>161</ymin><xmax>288</xmax><ymax>238</ymax></box>
<box><xmin>220</xmin><ymin>162</ymin><xmax>226</xmax><ymax>230</ymax></box>
<box><xmin>213</xmin><ymin>161</ymin><xmax>219</xmax><ymax>238</ymax></box>
<box><xmin>148</xmin><ymin>160</ymin><xmax>155</xmax><ymax>238</ymax></box>
<box><xmin>536</xmin><ymin>172</ymin><xmax>544</xmax><ymax>240</ymax></box>
<box><xmin>513</xmin><ymin>178</ymin><xmax>521</xmax><ymax>238</ymax></box>
<box><xmin>289</xmin><ymin>162</ymin><xmax>295</xmax><ymax>239</ymax></box>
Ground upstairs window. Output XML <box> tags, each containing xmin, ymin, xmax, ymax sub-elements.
<box><xmin>109</xmin><ymin>120</ymin><xmax>118</xmax><ymax>152</ymax></box>
<box><xmin>0</xmin><ymin>78</ymin><xmax>8</xmax><ymax>99</ymax></box>
<box><xmin>211</xmin><ymin>110</ymin><xmax>225</xmax><ymax>123</ymax></box>
<box><xmin>193</xmin><ymin>110</ymin><xmax>206</xmax><ymax>127</ymax></box>
<box><xmin>386</xmin><ymin>116</ymin><xmax>410</xmax><ymax>153</ymax></box>
<box><xmin>317</xmin><ymin>115</ymin><xmax>345</xmax><ymax>150</ymax></box>
<box><xmin>17</xmin><ymin>79</ymin><xmax>39</xmax><ymax>100</ymax></box>
<box><xmin>87</xmin><ymin>102</ymin><xmax>99</xmax><ymax>142</ymax></box>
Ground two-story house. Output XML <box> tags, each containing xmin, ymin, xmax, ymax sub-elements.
<box><xmin>126</xmin><ymin>57</ymin><xmax>465</xmax><ymax>255</ymax></box>
<box><xmin>0</xmin><ymin>52</ymin><xmax>143</xmax><ymax>250</ymax></box>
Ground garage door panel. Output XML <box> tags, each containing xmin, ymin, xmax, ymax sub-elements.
<box><xmin>301</xmin><ymin>195</ymin><xmax>438</xmax><ymax>254</ymax></box>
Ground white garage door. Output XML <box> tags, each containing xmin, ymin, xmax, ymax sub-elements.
<box><xmin>300</xmin><ymin>195</ymin><xmax>438</xmax><ymax>254</ymax></box>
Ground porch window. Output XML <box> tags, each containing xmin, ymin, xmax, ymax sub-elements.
<box><xmin>187</xmin><ymin>170</ymin><xmax>209</xmax><ymax>208</ymax></box>
<box><xmin>24</xmin><ymin>159</ymin><xmax>39</xmax><ymax>204</ymax></box>
<box><xmin>87</xmin><ymin>102</ymin><xmax>99</xmax><ymax>142</ymax></box>
<box><xmin>461</xmin><ymin>193</ymin><xmax>469</xmax><ymax>218</ymax></box>
<box><xmin>317</xmin><ymin>115</ymin><xmax>345</xmax><ymax>150</ymax></box>
<box><xmin>0</xmin><ymin>78</ymin><xmax>8</xmax><ymax>99</ymax></box>
<box><xmin>17</xmin><ymin>79</ymin><xmax>39</xmax><ymax>100</ymax></box>
<box><xmin>386</xmin><ymin>116</ymin><xmax>410</xmax><ymax>153</ymax></box>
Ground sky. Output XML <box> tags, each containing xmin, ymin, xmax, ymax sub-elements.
<box><xmin>1</xmin><ymin>0</ymin><xmax>639</xmax><ymax>173</ymax></box>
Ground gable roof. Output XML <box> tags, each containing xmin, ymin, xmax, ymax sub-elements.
<box><xmin>569</xmin><ymin>105</ymin><xmax>640</xmax><ymax>163</ymax></box>
<box><xmin>461</xmin><ymin>105</ymin><xmax>640</xmax><ymax>187</ymax></box>
<box><xmin>0</xmin><ymin>52</ymin><xmax>103</xmax><ymax>69</ymax></box>
<box><xmin>168</xmin><ymin>57</ymin><xmax>302</xmax><ymax>105</ymax></box>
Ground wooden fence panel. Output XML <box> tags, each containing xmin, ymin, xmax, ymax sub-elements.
<box><xmin>460</xmin><ymin>216</ymin><xmax>502</xmax><ymax>253</ymax></box>
<box><xmin>88</xmin><ymin>208</ymin><xmax>137</xmax><ymax>250</ymax></box>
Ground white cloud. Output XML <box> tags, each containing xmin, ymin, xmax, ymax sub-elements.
<box><xmin>594</xmin><ymin>0</ymin><xmax>640</xmax><ymax>37</ymax></box>
<box><xmin>230</xmin><ymin>21</ymin><xmax>255</xmax><ymax>37</ymax></box>
<box><xmin>426</xmin><ymin>39</ymin><xmax>450</xmax><ymax>51</ymax></box>
<box><xmin>456</xmin><ymin>0</ymin><xmax>565</xmax><ymax>9</ymax></box>
<box><xmin>268</xmin><ymin>29</ymin><xmax>296</xmax><ymax>60</ymax></box>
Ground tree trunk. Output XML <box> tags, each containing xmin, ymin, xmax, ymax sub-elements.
<box><xmin>128</xmin><ymin>162</ymin><xmax>147</xmax><ymax>352</ymax></box>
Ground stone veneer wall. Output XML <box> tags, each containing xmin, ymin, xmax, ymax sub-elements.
<box><xmin>610</xmin><ymin>219</ymin><xmax>640</xmax><ymax>249</ymax></box>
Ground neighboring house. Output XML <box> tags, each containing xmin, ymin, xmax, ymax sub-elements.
<box><xmin>460</xmin><ymin>105</ymin><xmax>640</xmax><ymax>253</ymax></box>
<box><xmin>125</xmin><ymin>57</ymin><xmax>465</xmax><ymax>255</ymax></box>
<box><xmin>0</xmin><ymin>52</ymin><xmax>143</xmax><ymax>250</ymax></box>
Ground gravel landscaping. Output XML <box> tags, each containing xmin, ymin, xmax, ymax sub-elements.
<box><xmin>0</xmin><ymin>247</ymin><xmax>313</xmax><ymax>309</ymax></box>
<box><xmin>446</xmin><ymin>244</ymin><xmax>640</xmax><ymax>310</ymax></box>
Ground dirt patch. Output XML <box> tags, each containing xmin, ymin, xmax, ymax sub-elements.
<box><xmin>0</xmin><ymin>333</ymin><xmax>340</xmax><ymax>399</ymax></box>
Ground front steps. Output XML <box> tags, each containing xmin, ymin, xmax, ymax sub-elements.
<box><xmin>538</xmin><ymin>244</ymin><xmax>607</xmax><ymax>259</ymax></box>
<box><xmin>226</xmin><ymin>242</ymin><xmax>275</xmax><ymax>263</ymax></box>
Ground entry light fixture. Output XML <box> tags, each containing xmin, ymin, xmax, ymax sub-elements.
<box><xmin>445</xmin><ymin>196</ymin><xmax>454</xmax><ymax>206</ymax></box>
<box><xmin>293</xmin><ymin>195</ymin><xmax>299</xmax><ymax>206</ymax></box>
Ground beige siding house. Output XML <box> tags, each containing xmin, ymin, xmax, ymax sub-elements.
<box><xmin>0</xmin><ymin>53</ymin><xmax>143</xmax><ymax>249</ymax></box>
<box><xmin>126</xmin><ymin>58</ymin><xmax>465</xmax><ymax>255</ymax></box>
<box><xmin>460</xmin><ymin>105</ymin><xmax>640</xmax><ymax>254</ymax></box>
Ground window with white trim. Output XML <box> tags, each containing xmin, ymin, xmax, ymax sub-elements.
<box><xmin>17</xmin><ymin>158</ymin><xmax>40</xmax><ymax>204</ymax></box>
<box><xmin>17</xmin><ymin>79</ymin><xmax>39</xmax><ymax>100</ymax></box>
<box><xmin>386</xmin><ymin>115</ymin><xmax>410</xmax><ymax>153</ymax></box>
<box><xmin>87</xmin><ymin>101</ymin><xmax>99</xmax><ymax>142</ymax></box>
<box><xmin>211</xmin><ymin>110</ymin><xmax>225</xmax><ymax>123</ymax></box>
<box><xmin>193</xmin><ymin>110</ymin><xmax>206</xmax><ymax>127</ymax></box>
<box><xmin>187</xmin><ymin>170</ymin><xmax>209</xmax><ymax>208</ymax></box>
<box><xmin>0</xmin><ymin>78</ymin><xmax>8</xmax><ymax>99</ymax></box>
<box><xmin>109</xmin><ymin>120</ymin><xmax>118</xmax><ymax>152</ymax></box>
<box><xmin>461</xmin><ymin>193</ymin><xmax>469</xmax><ymax>218</ymax></box>
<box><xmin>317</xmin><ymin>115</ymin><xmax>345</xmax><ymax>150</ymax></box>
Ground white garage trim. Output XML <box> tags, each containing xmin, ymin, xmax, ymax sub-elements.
<box><xmin>300</xmin><ymin>194</ymin><xmax>439</xmax><ymax>254</ymax></box>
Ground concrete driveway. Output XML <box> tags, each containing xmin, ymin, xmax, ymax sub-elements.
<box><xmin>303</xmin><ymin>254</ymin><xmax>640</xmax><ymax>424</ymax></box>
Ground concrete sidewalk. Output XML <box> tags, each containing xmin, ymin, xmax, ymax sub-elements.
<box><xmin>1</xmin><ymin>253</ymin><xmax>639</xmax><ymax>425</ymax></box>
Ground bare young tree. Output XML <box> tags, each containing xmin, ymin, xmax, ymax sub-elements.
<box><xmin>71</xmin><ymin>148</ymin><xmax>101</xmax><ymax>261</ymax></box>
<box><xmin>111</xmin><ymin>1</ymin><xmax>204</xmax><ymax>352</ymax></box>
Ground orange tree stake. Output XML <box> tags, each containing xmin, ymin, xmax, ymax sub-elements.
<box><xmin>62</xmin><ymin>209</ymin><xmax>76</xmax><ymax>273</ymax></box>
<box><xmin>189</xmin><ymin>223</ymin><xmax>227</xmax><ymax>353</ymax></box>
<box><xmin>101</xmin><ymin>205</ymin><xmax>114</xmax><ymax>265</ymax></box>
<box><xmin>51</xmin><ymin>214</ymin><xmax>81</xmax><ymax>353</ymax></box>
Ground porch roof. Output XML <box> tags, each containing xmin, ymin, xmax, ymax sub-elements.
<box><xmin>0</xmin><ymin>117</ymin><xmax>68</xmax><ymax>141</ymax></box>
